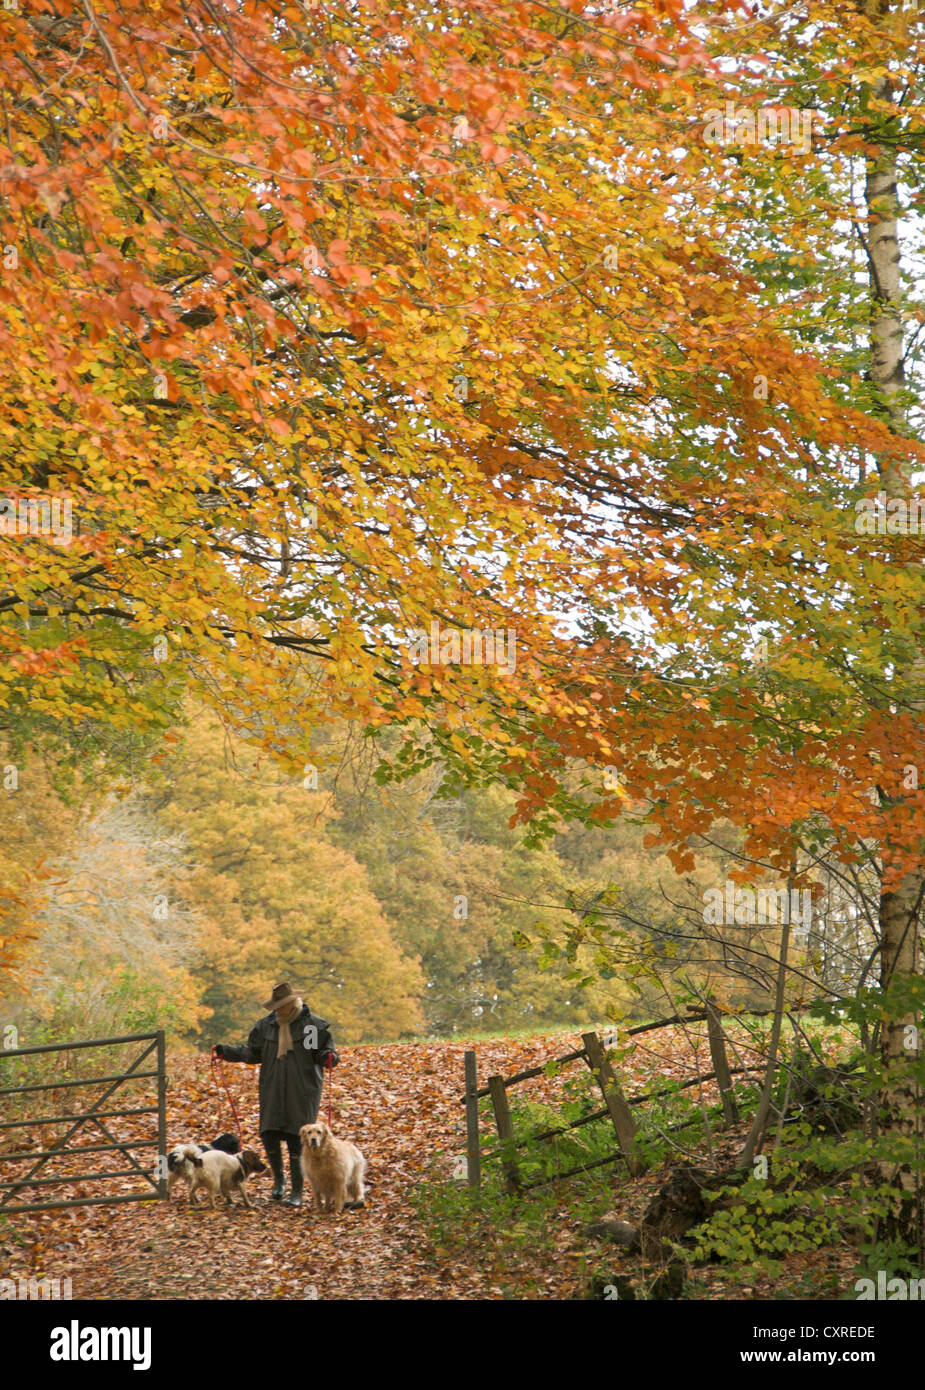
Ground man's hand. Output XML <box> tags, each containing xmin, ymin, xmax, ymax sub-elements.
<box><xmin>324</xmin><ymin>1050</ymin><xmax>339</xmax><ymax>1068</ymax></box>
<box><xmin>212</xmin><ymin>1044</ymin><xmax>225</xmax><ymax>1059</ymax></box>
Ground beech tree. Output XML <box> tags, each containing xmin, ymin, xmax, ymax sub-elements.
<box><xmin>2</xmin><ymin>0</ymin><xmax>923</xmax><ymax>1242</ymax></box>
<box><xmin>497</xmin><ymin>0</ymin><xmax>925</xmax><ymax>1238</ymax></box>
<box><xmin>0</xmin><ymin>0</ymin><xmax>718</xmax><ymax>759</ymax></box>
<box><xmin>154</xmin><ymin>709</ymin><xmax>425</xmax><ymax>1041</ymax></box>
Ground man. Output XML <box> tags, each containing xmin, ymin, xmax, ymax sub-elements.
<box><xmin>213</xmin><ymin>983</ymin><xmax>338</xmax><ymax>1208</ymax></box>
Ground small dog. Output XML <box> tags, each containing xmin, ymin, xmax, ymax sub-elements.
<box><xmin>189</xmin><ymin>1147</ymin><xmax>266</xmax><ymax>1209</ymax></box>
<box><xmin>199</xmin><ymin>1132</ymin><xmax>239</xmax><ymax>1155</ymax></box>
<box><xmin>165</xmin><ymin>1142</ymin><xmax>205</xmax><ymax>1200</ymax></box>
<box><xmin>164</xmin><ymin>1134</ymin><xmax>241</xmax><ymax>1200</ymax></box>
<box><xmin>299</xmin><ymin>1121</ymin><xmax>366</xmax><ymax>1214</ymax></box>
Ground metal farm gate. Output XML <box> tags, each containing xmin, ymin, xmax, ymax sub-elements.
<box><xmin>0</xmin><ymin>1031</ymin><xmax>167</xmax><ymax>1214</ymax></box>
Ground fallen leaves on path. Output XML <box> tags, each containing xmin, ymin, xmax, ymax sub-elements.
<box><xmin>0</xmin><ymin>1029</ymin><xmax>769</xmax><ymax>1300</ymax></box>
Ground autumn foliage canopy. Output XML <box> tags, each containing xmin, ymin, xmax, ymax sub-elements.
<box><xmin>2</xmin><ymin>0</ymin><xmax>925</xmax><ymax>992</ymax></box>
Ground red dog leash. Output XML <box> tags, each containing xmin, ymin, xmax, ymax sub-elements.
<box><xmin>325</xmin><ymin>1052</ymin><xmax>334</xmax><ymax>1125</ymax></box>
<box><xmin>210</xmin><ymin>1046</ymin><xmax>245</xmax><ymax>1150</ymax></box>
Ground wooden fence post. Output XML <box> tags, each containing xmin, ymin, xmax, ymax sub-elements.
<box><xmin>487</xmin><ymin>1074</ymin><xmax>521</xmax><ymax>1194</ymax></box>
<box><xmin>582</xmin><ymin>1031</ymin><xmax>645</xmax><ymax>1176</ymax></box>
<box><xmin>706</xmin><ymin>1003</ymin><xmax>739</xmax><ymax>1126</ymax></box>
<box><xmin>464</xmin><ymin>1050</ymin><xmax>481</xmax><ymax>1194</ymax></box>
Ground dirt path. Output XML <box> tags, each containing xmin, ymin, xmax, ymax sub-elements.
<box><xmin>2</xmin><ymin>1037</ymin><xmax>605</xmax><ymax>1301</ymax></box>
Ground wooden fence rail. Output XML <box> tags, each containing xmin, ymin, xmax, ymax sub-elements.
<box><xmin>461</xmin><ymin>1007</ymin><xmax>749</xmax><ymax>1194</ymax></box>
<box><xmin>479</xmin><ymin>1064</ymin><xmax>756</xmax><ymax>1158</ymax></box>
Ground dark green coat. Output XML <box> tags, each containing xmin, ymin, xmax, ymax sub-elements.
<box><xmin>221</xmin><ymin>1006</ymin><xmax>337</xmax><ymax>1136</ymax></box>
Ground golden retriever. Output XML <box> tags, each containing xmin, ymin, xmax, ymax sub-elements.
<box><xmin>298</xmin><ymin>1122</ymin><xmax>366</xmax><ymax>1214</ymax></box>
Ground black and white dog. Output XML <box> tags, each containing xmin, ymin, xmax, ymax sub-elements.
<box><xmin>199</xmin><ymin>1133</ymin><xmax>240</xmax><ymax>1155</ymax></box>
<box><xmin>188</xmin><ymin>1148</ymin><xmax>267</xmax><ymax>1208</ymax></box>
<box><xmin>164</xmin><ymin>1133</ymin><xmax>240</xmax><ymax>1200</ymax></box>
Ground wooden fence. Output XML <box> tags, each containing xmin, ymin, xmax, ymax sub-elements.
<box><xmin>461</xmin><ymin>1005</ymin><xmax>751</xmax><ymax>1194</ymax></box>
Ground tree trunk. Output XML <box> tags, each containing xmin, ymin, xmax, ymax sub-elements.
<box><xmin>864</xmin><ymin>36</ymin><xmax>924</xmax><ymax>1245</ymax></box>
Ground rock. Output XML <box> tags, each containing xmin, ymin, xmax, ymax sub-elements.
<box><xmin>582</xmin><ymin>1213</ymin><xmax>639</xmax><ymax>1247</ymax></box>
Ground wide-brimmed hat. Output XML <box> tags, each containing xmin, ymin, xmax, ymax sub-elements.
<box><xmin>263</xmin><ymin>982</ymin><xmax>300</xmax><ymax>1013</ymax></box>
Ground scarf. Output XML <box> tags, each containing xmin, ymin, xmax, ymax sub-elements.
<box><xmin>276</xmin><ymin>997</ymin><xmax>303</xmax><ymax>1059</ymax></box>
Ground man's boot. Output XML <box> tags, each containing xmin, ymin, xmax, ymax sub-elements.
<box><xmin>264</xmin><ymin>1136</ymin><xmax>286</xmax><ymax>1201</ymax></box>
<box><xmin>283</xmin><ymin>1140</ymin><xmax>303</xmax><ymax>1208</ymax></box>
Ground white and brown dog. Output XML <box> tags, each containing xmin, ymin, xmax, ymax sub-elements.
<box><xmin>189</xmin><ymin>1148</ymin><xmax>266</xmax><ymax>1209</ymax></box>
<box><xmin>164</xmin><ymin>1134</ymin><xmax>240</xmax><ymax>1201</ymax></box>
<box><xmin>299</xmin><ymin>1121</ymin><xmax>366</xmax><ymax>1214</ymax></box>
<box><xmin>165</xmin><ymin>1143</ymin><xmax>205</xmax><ymax>1201</ymax></box>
